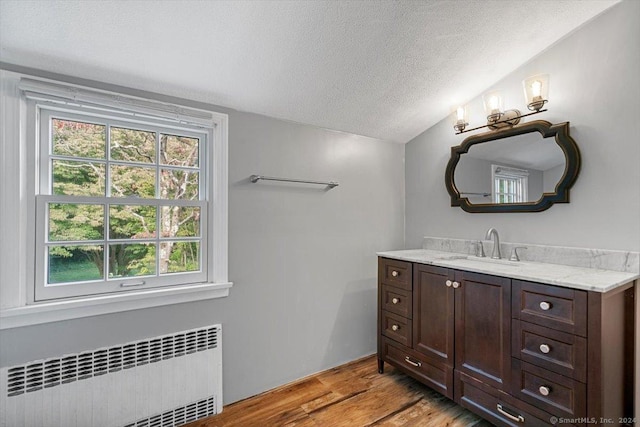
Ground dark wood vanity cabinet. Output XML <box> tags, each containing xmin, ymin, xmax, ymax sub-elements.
<box><xmin>378</xmin><ymin>257</ymin><xmax>635</xmax><ymax>426</ymax></box>
<box><xmin>378</xmin><ymin>260</ymin><xmax>512</xmax><ymax>405</ymax></box>
<box><xmin>411</xmin><ymin>264</ymin><xmax>455</xmax><ymax>397</ymax></box>
<box><xmin>454</xmin><ymin>270</ymin><xmax>511</xmax><ymax>392</ymax></box>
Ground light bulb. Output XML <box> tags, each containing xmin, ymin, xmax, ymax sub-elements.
<box><xmin>482</xmin><ymin>90</ymin><xmax>505</xmax><ymax>122</ymax></box>
<box><xmin>523</xmin><ymin>74</ymin><xmax>549</xmax><ymax>111</ymax></box>
<box><xmin>531</xmin><ymin>80</ymin><xmax>542</xmax><ymax>98</ymax></box>
<box><xmin>489</xmin><ymin>96</ymin><xmax>499</xmax><ymax>111</ymax></box>
<box><xmin>452</xmin><ymin>105</ymin><xmax>468</xmax><ymax>132</ymax></box>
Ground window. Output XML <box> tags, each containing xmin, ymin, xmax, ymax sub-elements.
<box><xmin>492</xmin><ymin>165</ymin><xmax>529</xmax><ymax>204</ymax></box>
<box><xmin>35</xmin><ymin>109</ymin><xmax>210</xmax><ymax>300</ymax></box>
<box><xmin>8</xmin><ymin>78</ymin><xmax>230</xmax><ymax>309</ymax></box>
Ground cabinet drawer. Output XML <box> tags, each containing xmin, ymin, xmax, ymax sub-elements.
<box><xmin>381</xmin><ymin>338</ymin><xmax>453</xmax><ymax>399</ymax></box>
<box><xmin>378</xmin><ymin>258</ymin><xmax>412</xmax><ymax>291</ymax></box>
<box><xmin>512</xmin><ymin>280</ymin><xmax>587</xmax><ymax>337</ymax></box>
<box><xmin>456</xmin><ymin>371</ymin><xmax>555</xmax><ymax>427</ymax></box>
<box><xmin>511</xmin><ymin>359</ymin><xmax>586</xmax><ymax>419</ymax></box>
<box><xmin>512</xmin><ymin>320</ymin><xmax>587</xmax><ymax>382</ymax></box>
<box><xmin>381</xmin><ymin>284</ymin><xmax>412</xmax><ymax>318</ymax></box>
<box><xmin>381</xmin><ymin>311</ymin><xmax>412</xmax><ymax>347</ymax></box>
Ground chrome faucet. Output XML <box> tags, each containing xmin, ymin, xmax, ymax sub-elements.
<box><xmin>485</xmin><ymin>228</ymin><xmax>501</xmax><ymax>259</ymax></box>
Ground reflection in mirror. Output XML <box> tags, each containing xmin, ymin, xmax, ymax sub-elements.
<box><xmin>445</xmin><ymin>121</ymin><xmax>580</xmax><ymax>213</ymax></box>
<box><xmin>453</xmin><ymin>132</ymin><xmax>565</xmax><ymax>204</ymax></box>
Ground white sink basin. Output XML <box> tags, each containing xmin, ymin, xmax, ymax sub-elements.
<box><xmin>435</xmin><ymin>255</ymin><xmax>468</xmax><ymax>260</ymax></box>
<box><xmin>437</xmin><ymin>255</ymin><xmax>518</xmax><ymax>267</ymax></box>
<box><xmin>465</xmin><ymin>257</ymin><xmax>518</xmax><ymax>267</ymax></box>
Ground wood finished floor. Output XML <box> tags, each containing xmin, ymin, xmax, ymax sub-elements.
<box><xmin>186</xmin><ymin>355</ymin><xmax>494</xmax><ymax>427</ymax></box>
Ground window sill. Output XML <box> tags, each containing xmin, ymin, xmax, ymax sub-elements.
<box><xmin>0</xmin><ymin>282</ymin><xmax>232</xmax><ymax>330</ymax></box>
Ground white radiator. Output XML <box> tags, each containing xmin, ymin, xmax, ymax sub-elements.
<box><xmin>0</xmin><ymin>324</ymin><xmax>222</xmax><ymax>427</ymax></box>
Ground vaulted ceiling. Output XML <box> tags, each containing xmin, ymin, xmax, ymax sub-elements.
<box><xmin>0</xmin><ymin>0</ymin><xmax>618</xmax><ymax>143</ymax></box>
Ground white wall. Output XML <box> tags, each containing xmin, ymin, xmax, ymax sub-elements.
<box><xmin>405</xmin><ymin>0</ymin><xmax>640</xmax><ymax>417</ymax></box>
<box><xmin>0</xmin><ymin>67</ymin><xmax>405</xmax><ymax>404</ymax></box>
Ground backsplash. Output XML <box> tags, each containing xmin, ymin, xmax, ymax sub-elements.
<box><xmin>422</xmin><ymin>237</ymin><xmax>640</xmax><ymax>274</ymax></box>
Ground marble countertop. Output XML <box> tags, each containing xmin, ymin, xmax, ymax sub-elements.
<box><xmin>377</xmin><ymin>249</ymin><xmax>639</xmax><ymax>293</ymax></box>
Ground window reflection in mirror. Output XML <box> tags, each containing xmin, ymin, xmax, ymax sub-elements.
<box><xmin>492</xmin><ymin>165</ymin><xmax>528</xmax><ymax>203</ymax></box>
<box><xmin>453</xmin><ymin>132</ymin><xmax>565</xmax><ymax>204</ymax></box>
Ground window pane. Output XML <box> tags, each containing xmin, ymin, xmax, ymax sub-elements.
<box><xmin>160</xmin><ymin>241</ymin><xmax>200</xmax><ymax>274</ymax></box>
<box><xmin>52</xmin><ymin>119</ymin><xmax>106</xmax><ymax>159</ymax></box>
<box><xmin>160</xmin><ymin>169</ymin><xmax>199</xmax><ymax>199</ymax></box>
<box><xmin>110</xmin><ymin>127</ymin><xmax>156</xmax><ymax>163</ymax></box>
<box><xmin>110</xmin><ymin>165</ymin><xmax>156</xmax><ymax>198</ymax></box>
<box><xmin>160</xmin><ymin>134</ymin><xmax>199</xmax><ymax>167</ymax></box>
<box><xmin>49</xmin><ymin>203</ymin><xmax>104</xmax><ymax>241</ymax></box>
<box><xmin>48</xmin><ymin>245</ymin><xmax>104</xmax><ymax>284</ymax></box>
<box><xmin>109</xmin><ymin>205</ymin><xmax>157</xmax><ymax>239</ymax></box>
<box><xmin>52</xmin><ymin>160</ymin><xmax>105</xmax><ymax>196</ymax></box>
<box><xmin>161</xmin><ymin>206</ymin><xmax>200</xmax><ymax>238</ymax></box>
<box><xmin>108</xmin><ymin>243</ymin><xmax>156</xmax><ymax>278</ymax></box>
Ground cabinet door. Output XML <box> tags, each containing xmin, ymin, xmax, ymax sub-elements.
<box><xmin>413</xmin><ymin>264</ymin><xmax>455</xmax><ymax>367</ymax></box>
<box><xmin>455</xmin><ymin>270</ymin><xmax>511</xmax><ymax>391</ymax></box>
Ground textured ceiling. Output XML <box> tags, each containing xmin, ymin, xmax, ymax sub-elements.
<box><xmin>0</xmin><ymin>0</ymin><xmax>618</xmax><ymax>143</ymax></box>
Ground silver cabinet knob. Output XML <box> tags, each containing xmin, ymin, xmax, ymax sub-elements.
<box><xmin>452</xmin><ymin>281</ymin><xmax>460</xmax><ymax>289</ymax></box>
<box><xmin>392</xmin><ymin>297</ymin><xmax>400</xmax><ymax>304</ymax></box>
<box><xmin>391</xmin><ymin>324</ymin><xmax>399</xmax><ymax>331</ymax></box>
<box><xmin>391</xmin><ymin>270</ymin><xmax>399</xmax><ymax>277</ymax></box>
<box><xmin>539</xmin><ymin>344</ymin><xmax>551</xmax><ymax>354</ymax></box>
<box><xmin>539</xmin><ymin>301</ymin><xmax>551</xmax><ymax>311</ymax></box>
<box><xmin>538</xmin><ymin>386</ymin><xmax>550</xmax><ymax>396</ymax></box>
<box><xmin>445</xmin><ymin>280</ymin><xmax>453</xmax><ymax>287</ymax></box>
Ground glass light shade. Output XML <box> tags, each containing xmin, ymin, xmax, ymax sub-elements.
<box><xmin>523</xmin><ymin>74</ymin><xmax>549</xmax><ymax>111</ymax></box>
<box><xmin>482</xmin><ymin>91</ymin><xmax>504</xmax><ymax>117</ymax></box>
<box><xmin>452</xmin><ymin>105</ymin><xmax>469</xmax><ymax>132</ymax></box>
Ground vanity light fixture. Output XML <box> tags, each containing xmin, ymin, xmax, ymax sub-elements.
<box><xmin>453</xmin><ymin>105</ymin><xmax>469</xmax><ymax>133</ymax></box>
<box><xmin>482</xmin><ymin>91</ymin><xmax>521</xmax><ymax>130</ymax></box>
<box><xmin>523</xmin><ymin>74</ymin><xmax>549</xmax><ymax>111</ymax></box>
<box><xmin>453</xmin><ymin>74</ymin><xmax>549</xmax><ymax>135</ymax></box>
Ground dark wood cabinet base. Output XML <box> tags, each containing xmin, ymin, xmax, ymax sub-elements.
<box><xmin>378</xmin><ymin>257</ymin><xmax>635</xmax><ymax>427</ymax></box>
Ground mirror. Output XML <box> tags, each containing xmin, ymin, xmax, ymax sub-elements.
<box><xmin>445</xmin><ymin>120</ymin><xmax>580</xmax><ymax>213</ymax></box>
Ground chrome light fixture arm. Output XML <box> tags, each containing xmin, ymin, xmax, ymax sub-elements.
<box><xmin>454</xmin><ymin>109</ymin><xmax>547</xmax><ymax>135</ymax></box>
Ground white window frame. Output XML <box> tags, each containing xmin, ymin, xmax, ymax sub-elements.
<box><xmin>0</xmin><ymin>75</ymin><xmax>231</xmax><ymax>329</ymax></box>
<box><xmin>492</xmin><ymin>164</ymin><xmax>529</xmax><ymax>204</ymax></box>
<box><xmin>35</xmin><ymin>107</ymin><xmax>211</xmax><ymax>300</ymax></box>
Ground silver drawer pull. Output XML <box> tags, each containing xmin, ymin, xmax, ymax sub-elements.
<box><xmin>538</xmin><ymin>385</ymin><xmax>551</xmax><ymax>396</ymax></box>
<box><xmin>452</xmin><ymin>281</ymin><xmax>460</xmax><ymax>289</ymax></box>
<box><xmin>496</xmin><ymin>404</ymin><xmax>525</xmax><ymax>423</ymax></box>
<box><xmin>404</xmin><ymin>356</ymin><xmax>421</xmax><ymax>367</ymax></box>
<box><xmin>539</xmin><ymin>301</ymin><xmax>552</xmax><ymax>310</ymax></box>
<box><xmin>391</xmin><ymin>324</ymin><xmax>399</xmax><ymax>331</ymax></box>
<box><xmin>445</xmin><ymin>280</ymin><xmax>453</xmax><ymax>287</ymax></box>
<box><xmin>539</xmin><ymin>344</ymin><xmax>551</xmax><ymax>354</ymax></box>
<box><xmin>391</xmin><ymin>270</ymin><xmax>399</xmax><ymax>277</ymax></box>
<box><xmin>392</xmin><ymin>297</ymin><xmax>400</xmax><ymax>304</ymax></box>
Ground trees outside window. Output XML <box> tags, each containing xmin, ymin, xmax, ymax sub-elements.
<box><xmin>37</xmin><ymin>109</ymin><xmax>209</xmax><ymax>300</ymax></box>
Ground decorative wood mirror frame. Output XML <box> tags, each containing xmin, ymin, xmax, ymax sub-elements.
<box><xmin>445</xmin><ymin>120</ymin><xmax>580</xmax><ymax>213</ymax></box>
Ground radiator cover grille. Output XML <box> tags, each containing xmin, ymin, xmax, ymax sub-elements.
<box><xmin>124</xmin><ymin>397</ymin><xmax>216</xmax><ymax>427</ymax></box>
<box><xmin>1</xmin><ymin>325</ymin><xmax>222</xmax><ymax>427</ymax></box>
<box><xmin>6</xmin><ymin>326</ymin><xmax>218</xmax><ymax>397</ymax></box>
